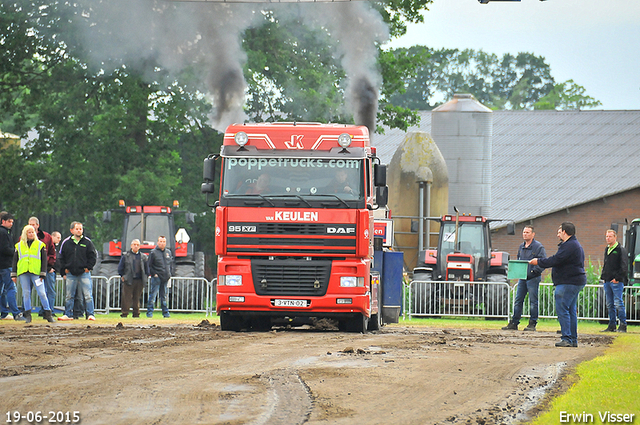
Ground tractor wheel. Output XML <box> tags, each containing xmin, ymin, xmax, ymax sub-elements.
<box><xmin>194</xmin><ymin>252</ymin><xmax>205</xmax><ymax>278</ymax></box>
<box><xmin>485</xmin><ymin>274</ymin><xmax>509</xmax><ymax>319</ymax></box>
<box><xmin>91</xmin><ymin>261</ymin><xmax>120</xmax><ymax>311</ymax></box>
<box><xmin>174</xmin><ymin>264</ymin><xmax>196</xmax><ymax>278</ymax></box>
<box><xmin>411</xmin><ymin>271</ymin><xmax>437</xmax><ymax>316</ymax></box>
<box><xmin>171</xmin><ymin>270</ymin><xmax>205</xmax><ymax>311</ymax></box>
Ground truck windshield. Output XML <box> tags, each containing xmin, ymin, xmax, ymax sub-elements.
<box><xmin>221</xmin><ymin>157</ymin><xmax>364</xmax><ymax>200</ymax></box>
<box><xmin>125</xmin><ymin>214</ymin><xmax>171</xmax><ymax>246</ymax></box>
<box><xmin>440</xmin><ymin>222</ymin><xmax>487</xmax><ymax>265</ymax></box>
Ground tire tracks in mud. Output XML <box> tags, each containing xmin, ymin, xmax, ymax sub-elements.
<box><xmin>251</xmin><ymin>369</ymin><xmax>313</xmax><ymax>425</ymax></box>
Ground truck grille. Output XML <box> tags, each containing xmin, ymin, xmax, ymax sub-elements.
<box><xmin>251</xmin><ymin>258</ymin><xmax>331</xmax><ymax>296</ymax></box>
<box><xmin>227</xmin><ymin>222</ymin><xmax>356</xmax><ymax>255</ymax></box>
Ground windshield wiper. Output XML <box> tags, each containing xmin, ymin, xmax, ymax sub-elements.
<box><xmin>264</xmin><ymin>194</ymin><xmax>312</xmax><ymax>207</ymax></box>
<box><xmin>305</xmin><ymin>194</ymin><xmax>350</xmax><ymax>208</ymax></box>
<box><xmin>225</xmin><ymin>194</ymin><xmax>275</xmax><ymax>207</ymax></box>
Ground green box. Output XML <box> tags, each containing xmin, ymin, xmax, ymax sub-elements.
<box><xmin>507</xmin><ymin>260</ymin><xmax>529</xmax><ymax>280</ymax></box>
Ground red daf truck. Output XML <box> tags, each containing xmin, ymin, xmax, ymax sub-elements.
<box><xmin>201</xmin><ymin>122</ymin><xmax>400</xmax><ymax>332</ymax></box>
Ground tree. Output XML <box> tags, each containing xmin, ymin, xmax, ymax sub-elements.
<box><xmin>388</xmin><ymin>46</ymin><xmax>600</xmax><ymax>111</ymax></box>
<box><xmin>534</xmin><ymin>79</ymin><xmax>602</xmax><ymax>110</ymax></box>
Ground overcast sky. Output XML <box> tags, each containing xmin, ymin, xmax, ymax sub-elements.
<box><xmin>386</xmin><ymin>0</ymin><xmax>640</xmax><ymax>110</ymax></box>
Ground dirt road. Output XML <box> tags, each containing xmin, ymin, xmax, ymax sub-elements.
<box><xmin>0</xmin><ymin>321</ymin><xmax>612</xmax><ymax>425</ymax></box>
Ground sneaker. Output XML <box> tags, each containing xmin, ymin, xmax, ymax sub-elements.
<box><xmin>13</xmin><ymin>313</ymin><xmax>26</xmax><ymax>321</ymax></box>
<box><xmin>57</xmin><ymin>315</ymin><xmax>73</xmax><ymax>321</ymax></box>
<box><xmin>1</xmin><ymin>315</ymin><xmax>12</xmax><ymax>320</ymax></box>
<box><xmin>87</xmin><ymin>315</ymin><xmax>96</xmax><ymax>321</ymax></box>
<box><xmin>163</xmin><ymin>313</ymin><xmax>171</xmax><ymax>318</ymax></box>
<box><xmin>617</xmin><ymin>324</ymin><xmax>627</xmax><ymax>333</ymax></box>
<box><xmin>555</xmin><ymin>340</ymin><xmax>576</xmax><ymax>348</ymax></box>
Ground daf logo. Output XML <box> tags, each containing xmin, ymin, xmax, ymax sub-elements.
<box><xmin>327</xmin><ymin>227</ymin><xmax>355</xmax><ymax>234</ymax></box>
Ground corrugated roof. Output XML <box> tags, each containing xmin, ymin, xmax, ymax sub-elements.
<box><xmin>373</xmin><ymin>110</ymin><xmax>640</xmax><ymax>226</ymax></box>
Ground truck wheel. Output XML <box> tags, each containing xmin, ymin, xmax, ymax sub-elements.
<box><xmin>485</xmin><ymin>274</ymin><xmax>509</xmax><ymax>319</ymax></box>
<box><xmin>345</xmin><ymin>313</ymin><xmax>368</xmax><ymax>333</ymax></box>
<box><xmin>219</xmin><ymin>311</ymin><xmax>242</xmax><ymax>332</ymax></box>
<box><xmin>368</xmin><ymin>287</ymin><xmax>382</xmax><ymax>331</ymax></box>
<box><xmin>251</xmin><ymin>316</ymin><xmax>272</xmax><ymax>332</ymax></box>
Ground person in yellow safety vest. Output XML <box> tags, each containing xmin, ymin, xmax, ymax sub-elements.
<box><xmin>10</xmin><ymin>225</ymin><xmax>55</xmax><ymax>323</ymax></box>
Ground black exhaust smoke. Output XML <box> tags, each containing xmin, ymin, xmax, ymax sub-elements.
<box><xmin>351</xmin><ymin>76</ymin><xmax>378</xmax><ymax>135</ymax></box>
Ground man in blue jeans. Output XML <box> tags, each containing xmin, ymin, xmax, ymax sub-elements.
<box><xmin>600</xmin><ymin>229</ymin><xmax>628</xmax><ymax>333</ymax></box>
<box><xmin>502</xmin><ymin>225</ymin><xmax>546</xmax><ymax>331</ymax></box>
<box><xmin>57</xmin><ymin>221</ymin><xmax>97</xmax><ymax>321</ymax></box>
<box><xmin>530</xmin><ymin>222</ymin><xmax>586</xmax><ymax>347</ymax></box>
<box><xmin>0</xmin><ymin>212</ymin><xmax>24</xmax><ymax>321</ymax></box>
<box><xmin>147</xmin><ymin>235</ymin><xmax>173</xmax><ymax>318</ymax></box>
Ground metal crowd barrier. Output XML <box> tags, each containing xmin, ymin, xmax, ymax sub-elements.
<box><xmin>406</xmin><ymin>280</ymin><xmax>640</xmax><ymax>323</ymax></box>
<box><xmin>16</xmin><ymin>276</ymin><xmax>217</xmax><ymax>316</ymax></box>
<box><xmin>513</xmin><ymin>282</ymin><xmax>640</xmax><ymax>324</ymax></box>
<box><xmin>408</xmin><ymin>280</ymin><xmax>511</xmax><ymax>319</ymax></box>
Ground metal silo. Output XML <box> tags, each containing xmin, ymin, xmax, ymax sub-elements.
<box><xmin>387</xmin><ymin>132</ymin><xmax>449</xmax><ymax>270</ymax></box>
<box><xmin>431</xmin><ymin>94</ymin><xmax>493</xmax><ymax>217</ymax></box>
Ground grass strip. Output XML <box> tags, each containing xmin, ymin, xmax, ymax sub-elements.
<box><xmin>531</xmin><ymin>333</ymin><xmax>640</xmax><ymax>424</ymax></box>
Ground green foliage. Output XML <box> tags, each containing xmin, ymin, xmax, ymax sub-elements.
<box><xmin>534</xmin><ymin>79</ymin><xmax>602</xmax><ymax>110</ymax></box>
<box><xmin>388</xmin><ymin>46</ymin><xmax>600</xmax><ymax>111</ymax></box>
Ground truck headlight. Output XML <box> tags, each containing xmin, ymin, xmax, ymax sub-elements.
<box><xmin>338</xmin><ymin>133</ymin><xmax>352</xmax><ymax>148</ymax></box>
<box><xmin>220</xmin><ymin>275</ymin><xmax>242</xmax><ymax>286</ymax></box>
<box><xmin>340</xmin><ymin>276</ymin><xmax>364</xmax><ymax>287</ymax></box>
<box><xmin>234</xmin><ymin>132</ymin><xmax>248</xmax><ymax>147</ymax></box>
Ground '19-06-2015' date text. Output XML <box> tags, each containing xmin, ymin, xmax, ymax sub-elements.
<box><xmin>6</xmin><ymin>411</ymin><xmax>80</xmax><ymax>423</ymax></box>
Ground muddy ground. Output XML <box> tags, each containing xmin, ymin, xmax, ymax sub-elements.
<box><xmin>0</xmin><ymin>321</ymin><xmax>613</xmax><ymax>425</ymax></box>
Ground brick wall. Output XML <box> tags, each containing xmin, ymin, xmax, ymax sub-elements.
<box><xmin>491</xmin><ymin>187</ymin><xmax>640</xmax><ymax>269</ymax></box>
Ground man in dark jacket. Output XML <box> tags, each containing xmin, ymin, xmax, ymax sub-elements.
<box><xmin>57</xmin><ymin>221</ymin><xmax>97</xmax><ymax>321</ymax></box>
<box><xmin>147</xmin><ymin>235</ymin><xmax>173</xmax><ymax>318</ymax></box>
<box><xmin>600</xmin><ymin>229</ymin><xmax>628</xmax><ymax>333</ymax></box>
<box><xmin>503</xmin><ymin>225</ymin><xmax>546</xmax><ymax>331</ymax></box>
<box><xmin>118</xmin><ymin>239</ymin><xmax>149</xmax><ymax>318</ymax></box>
<box><xmin>530</xmin><ymin>222</ymin><xmax>586</xmax><ymax>348</ymax></box>
<box><xmin>0</xmin><ymin>212</ymin><xmax>24</xmax><ymax>320</ymax></box>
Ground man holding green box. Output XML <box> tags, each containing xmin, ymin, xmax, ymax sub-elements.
<box><xmin>502</xmin><ymin>225</ymin><xmax>546</xmax><ymax>331</ymax></box>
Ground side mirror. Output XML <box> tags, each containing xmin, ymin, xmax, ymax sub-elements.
<box><xmin>203</xmin><ymin>155</ymin><xmax>217</xmax><ymax>182</ymax></box>
<box><xmin>374</xmin><ymin>163</ymin><xmax>387</xmax><ymax>187</ymax></box>
<box><xmin>102</xmin><ymin>211</ymin><xmax>111</xmax><ymax>223</ymax></box>
<box><xmin>201</xmin><ymin>182</ymin><xmax>216</xmax><ymax>194</ymax></box>
<box><xmin>376</xmin><ymin>186</ymin><xmax>388</xmax><ymax>208</ymax></box>
<box><xmin>507</xmin><ymin>222</ymin><xmax>515</xmax><ymax>235</ymax></box>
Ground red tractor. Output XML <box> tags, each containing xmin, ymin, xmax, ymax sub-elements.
<box><xmin>411</xmin><ymin>208</ymin><xmax>514</xmax><ymax>318</ymax></box>
<box><xmin>92</xmin><ymin>201</ymin><xmax>205</xmax><ymax>309</ymax></box>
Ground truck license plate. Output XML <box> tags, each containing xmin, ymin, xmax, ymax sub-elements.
<box><xmin>274</xmin><ymin>299</ymin><xmax>308</xmax><ymax>307</ymax></box>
